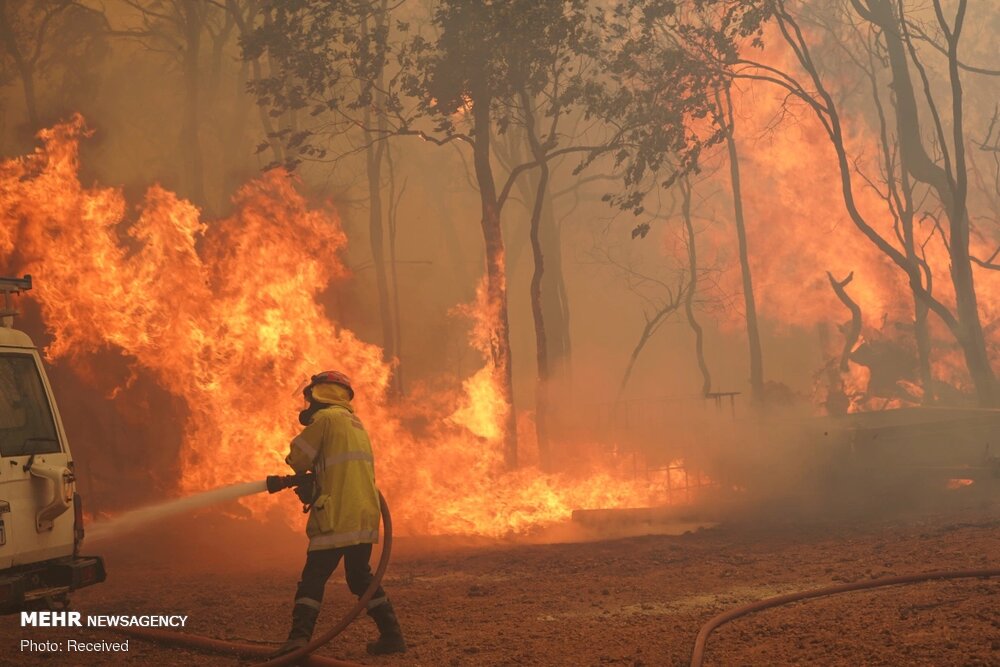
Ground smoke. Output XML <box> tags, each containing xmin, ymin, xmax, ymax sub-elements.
<box><xmin>691</xmin><ymin>401</ymin><xmax>995</xmax><ymax>526</ymax></box>
<box><xmin>2</xmin><ymin>1</ymin><xmax>998</xmax><ymax>539</ymax></box>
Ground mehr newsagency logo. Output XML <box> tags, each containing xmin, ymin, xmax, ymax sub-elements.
<box><xmin>22</xmin><ymin>611</ymin><xmax>188</xmax><ymax>627</ymax></box>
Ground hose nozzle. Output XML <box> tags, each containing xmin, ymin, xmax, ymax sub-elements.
<box><xmin>266</xmin><ymin>472</ymin><xmax>313</xmax><ymax>494</ymax></box>
<box><xmin>266</xmin><ymin>472</ymin><xmax>318</xmax><ymax>513</ymax></box>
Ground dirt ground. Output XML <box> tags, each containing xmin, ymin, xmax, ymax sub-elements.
<box><xmin>2</xmin><ymin>489</ymin><xmax>999</xmax><ymax>667</ymax></box>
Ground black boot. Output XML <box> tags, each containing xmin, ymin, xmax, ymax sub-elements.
<box><xmin>366</xmin><ymin>601</ymin><xmax>407</xmax><ymax>655</ymax></box>
<box><xmin>271</xmin><ymin>603</ymin><xmax>320</xmax><ymax>658</ymax></box>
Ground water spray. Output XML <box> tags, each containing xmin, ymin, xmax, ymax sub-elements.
<box><xmin>87</xmin><ymin>475</ymin><xmax>315</xmax><ymax>542</ymax></box>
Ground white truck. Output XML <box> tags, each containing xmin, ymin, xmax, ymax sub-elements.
<box><xmin>0</xmin><ymin>275</ymin><xmax>105</xmax><ymax>612</ymax></box>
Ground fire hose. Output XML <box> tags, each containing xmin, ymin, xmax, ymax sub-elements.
<box><xmin>689</xmin><ymin>567</ymin><xmax>1000</xmax><ymax>667</ymax></box>
<box><xmin>110</xmin><ymin>479</ymin><xmax>394</xmax><ymax>667</ymax></box>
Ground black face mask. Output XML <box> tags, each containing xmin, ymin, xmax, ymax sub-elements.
<box><xmin>298</xmin><ymin>401</ymin><xmax>326</xmax><ymax>426</ymax></box>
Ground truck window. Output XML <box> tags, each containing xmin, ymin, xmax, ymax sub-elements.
<box><xmin>0</xmin><ymin>354</ymin><xmax>60</xmax><ymax>457</ymax></box>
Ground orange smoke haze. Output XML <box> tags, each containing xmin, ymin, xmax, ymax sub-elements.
<box><xmin>0</xmin><ymin>116</ymin><xmax>682</xmax><ymax>537</ymax></box>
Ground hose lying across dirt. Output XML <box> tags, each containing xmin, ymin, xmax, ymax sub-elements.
<box><xmin>689</xmin><ymin>567</ymin><xmax>1000</xmax><ymax>667</ymax></box>
<box><xmin>111</xmin><ymin>491</ymin><xmax>394</xmax><ymax>667</ymax></box>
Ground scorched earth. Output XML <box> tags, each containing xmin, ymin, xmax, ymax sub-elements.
<box><xmin>2</xmin><ymin>494</ymin><xmax>998</xmax><ymax>667</ymax></box>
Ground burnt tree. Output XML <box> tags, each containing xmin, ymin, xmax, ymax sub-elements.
<box><xmin>729</xmin><ymin>0</ymin><xmax>998</xmax><ymax>405</ymax></box>
<box><xmin>717</xmin><ymin>84</ymin><xmax>764</xmax><ymax>404</ymax></box>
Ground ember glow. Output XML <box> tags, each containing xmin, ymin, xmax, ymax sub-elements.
<box><xmin>0</xmin><ymin>116</ymin><xmax>679</xmax><ymax>537</ymax></box>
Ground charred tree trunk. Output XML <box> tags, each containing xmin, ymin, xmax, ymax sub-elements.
<box><xmin>222</xmin><ymin>53</ymin><xmax>251</xmax><ymax>195</ymax></box>
<box><xmin>206</xmin><ymin>4</ymin><xmax>236</xmax><ymax>211</ymax></box>
<box><xmin>817</xmin><ymin>322</ymin><xmax>849</xmax><ymax>415</ymax></box>
<box><xmin>361</xmin><ymin>8</ymin><xmax>399</xmax><ymax>395</ymax></box>
<box><xmin>208</xmin><ymin>9</ymin><xmax>235</xmax><ymax>105</ymax></box>
<box><xmin>13</xmin><ymin>57</ymin><xmax>38</xmax><ymax>131</ymax></box>
<box><xmin>866</xmin><ymin>42</ymin><xmax>935</xmax><ymax>404</ymax></box>
<box><xmin>539</xmin><ymin>185</ymin><xmax>572</xmax><ymax>387</ymax></box>
<box><xmin>503</xmin><ymin>126</ymin><xmax>573</xmax><ymax>395</ymax></box>
<box><xmin>364</xmin><ymin>121</ymin><xmax>396</xmax><ymax>386</ymax></box>
<box><xmin>863</xmin><ymin>0</ymin><xmax>995</xmax><ymax>405</ymax></box>
<box><xmin>385</xmin><ymin>142</ymin><xmax>405</xmax><ymax>395</ymax></box>
<box><xmin>472</xmin><ymin>92</ymin><xmax>518</xmax><ymax>469</ymax></box>
<box><xmin>520</xmin><ymin>88</ymin><xmax>552</xmax><ymax>470</ymax></box>
<box><xmin>179</xmin><ymin>0</ymin><xmax>206</xmax><ymax>205</ymax></box>
<box><xmin>496</xmin><ymin>127</ymin><xmax>530</xmax><ymax>271</ymax></box>
<box><xmin>680</xmin><ymin>177</ymin><xmax>711</xmax><ymax>396</ymax></box>
<box><xmin>898</xmin><ymin>171</ymin><xmax>934</xmax><ymax>401</ymax></box>
<box><xmin>827</xmin><ymin>272</ymin><xmax>862</xmax><ymax>372</ymax></box>
<box><xmin>720</xmin><ymin>86</ymin><xmax>764</xmax><ymax>404</ymax></box>
<box><xmin>914</xmin><ymin>293</ymin><xmax>933</xmax><ymax>400</ymax></box>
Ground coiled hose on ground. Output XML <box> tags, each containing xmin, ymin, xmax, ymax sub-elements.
<box><xmin>689</xmin><ymin>567</ymin><xmax>1000</xmax><ymax>667</ymax></box>
<box><xmin>113</xmin><ymin>491</ymin><xmax>394</xmax><ymax>667</ymax></box>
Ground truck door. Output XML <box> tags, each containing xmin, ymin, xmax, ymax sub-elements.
<box><xmin>0</xmin><ymin>352</ymin><xmax>74</xmax><ymax>569</ymax></box>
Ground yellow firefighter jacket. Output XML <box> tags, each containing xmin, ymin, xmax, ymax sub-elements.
<box><xmin>285</xmin><ymin>400</ymin><xmax>381</xmax><ymax>551</ymax></box>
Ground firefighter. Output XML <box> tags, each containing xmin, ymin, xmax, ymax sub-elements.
<box><xmin>273</xmin><ymin>370</ymin><xmax>407</xmax><ymax>657</ymax></box>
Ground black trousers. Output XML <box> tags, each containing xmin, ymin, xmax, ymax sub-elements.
<box><xmin>294</xmin><ymin>543</ymin><xmax>387</xmax><ymax>609</ymax></box>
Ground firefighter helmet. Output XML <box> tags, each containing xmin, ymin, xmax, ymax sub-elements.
<box><xmin>307</xmin><ymin>370</ymin><xmax>354</xmax><ymax>399</ymax></box>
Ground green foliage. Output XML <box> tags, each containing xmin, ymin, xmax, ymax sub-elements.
<box><xmin>583</xmin><ymin>0</ymin><xmax>772</xmax><ymax>217</ymax></box>
<box><xmin>244</xmin><ymin>0</ymin><xmax>391</xmax><ymax>107</ymax></box>
<box><xmin>242</xmin><ymin>0</ymin><xmax>397</xmax><ymax>168</ymax></box>
<box><xmin>242</xmin><ymin>0</ymin><xmax>772</xmax><ymax>210</ymax></box>
<box><xmin>399</xmin><ymin>0</ymin><xmax>591</xmax><ymax>126</ymax></box>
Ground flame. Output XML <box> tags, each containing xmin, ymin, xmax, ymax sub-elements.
<box><xmin>704</xmin><ymin>29</ymin><xmax>1000</xmax><ymax>410</ymax></box>
<box><xmin>0</xmin><ymin>116</ymin><xmax>697</xmax><ymax>537</ymax></box>
<box><xmin>446</xmin><ymin>276</ymin><xmax>509</xmax><ymax>440</ymax></box>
